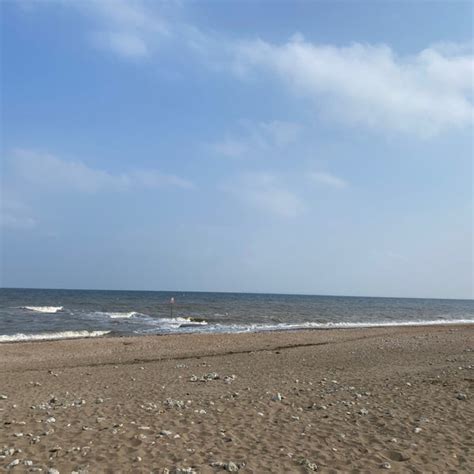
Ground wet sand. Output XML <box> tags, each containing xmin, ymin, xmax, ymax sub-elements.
<box><xmin>0</xmin><ymin>325</ymin><xmax>473</xmax><ymax>473</ymax></box>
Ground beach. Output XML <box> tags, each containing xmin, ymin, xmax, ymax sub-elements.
<box><xmin>0</xmin><ymin>325</ymin><xmax>473</xmax><ymax>473</ymax></box>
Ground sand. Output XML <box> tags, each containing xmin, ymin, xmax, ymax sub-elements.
<box><xmin>0</xmin><ymin>325</ymin><xmax>473</xmax><ymax>473</ymax></box>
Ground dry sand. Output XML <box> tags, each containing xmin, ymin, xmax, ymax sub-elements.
<box><xmin>0</xmin><ymin>325</ymin><xmax>473</xmax><ymax>473</ymax></box>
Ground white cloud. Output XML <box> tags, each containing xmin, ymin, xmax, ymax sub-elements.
<box><xmin>10</xmin><ymin>149</ymin><xmax>194</xmax><ymax>193</ymax></box>
<box><xmin>211</xmin><ymin>120</ymin><xmax>302</xmax><ymax>158</ymax></box>
<box><xmin>211</xmin><ymin>138</ymin><xmax>249</xmax><ymax>158</ymax></box>
<box><xmin>78</xmin><ymin>0</ymin><xmax>169</xmax><ymax>59</ymax></box>
<box><xmin>91</xmin><ymin>31</ymin><xmax>149</xmax><ymax>58</ymax></box>
<box><xmin>223</xmin><ymin>173</ymin><xmax>305</xmax><ymax>217</ymax></box>
<box><xmin>234</xmin><ymin>36</ymin><xmax>474</xmax><ymax>136</ymax></box>
<box><xmin>309</xmin><ymin>171</ymin><xmax>347</xmax><ymax>189</ymax></box>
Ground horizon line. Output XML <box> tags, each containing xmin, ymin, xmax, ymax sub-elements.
<box><xmin>1</xmin><ymin>286</ymin><xmax>472</xmax><ymax>302</ymax></box>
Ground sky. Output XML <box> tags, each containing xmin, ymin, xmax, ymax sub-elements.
<box><xmin>1</xmin><ymin>0</ymin><xmax>473</xmax><ymax>299</ymax></box>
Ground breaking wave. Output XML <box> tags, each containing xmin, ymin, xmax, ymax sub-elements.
<box><xmin>23</xmin><ymin>306</ymin><xmax>63</xmax><ymax>313</ymax></box>
<box><xmin>0</xmin><ymin>330</ymin><xmax>111</xmax><ymax>343</ymax></box>
<box><xmin>93</xmin><ymin>311</ymin><xmax>141</xmax><ymax>319</ymax></box>
<box><xmin>161</xmin><ymin>317</ymin><xmax>208</xmax><ymax>327</ymax></box>
<box><xmin>204</xmin><ymin>318</ymin><xmax>474</xmax><ymax>333</ymax></box>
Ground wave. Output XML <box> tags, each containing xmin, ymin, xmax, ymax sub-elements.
<box><xmin>209</xmin><ymin>318</ymin><xmax>474</xmax><ymax>333</ymax></box>
<box><xmin>23</xmin><ymin>306</ymin><xmax>63</xmax><ymax>313</ymax></box>
<box><xmin>0</xmin><ymin>330</ymin><xmax>111</xmax><ymax>343</ymax></box>
<box><xmin>93</xmin><ymin>311</ymin><xmax>141</xmax><ymax>319</ymax></box>
<box><xmin>134</xmin><ymin>318</ymin><xmax>473</xmax><ymax>335</ymax></box>
<box><xmin>160</xmin><ymin>317</ymin><xmax>208</xmax><ymax>327</ymax></box>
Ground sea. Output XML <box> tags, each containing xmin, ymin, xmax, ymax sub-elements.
<box><xmin>0</xmin><ymin>288</ymin><xmax>473</xmax><ymax>343</ymax></box>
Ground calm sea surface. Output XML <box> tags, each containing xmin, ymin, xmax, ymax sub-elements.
<box><xmin>0</xmin><ymin>288</ymin><xmax>473</xmax><ymax>342</ymax></box>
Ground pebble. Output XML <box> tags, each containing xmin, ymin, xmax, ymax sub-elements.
<box><xmin>414</xmin><ymin>427</ymin><xmax>422</xmax><ymax>434</ymax></box>
<box><xmin>45</xmin><ymin>417</ymin><xmax>56</xmax><ymax>423</ymax></box>
<box><xmin>380</xmin><ymin>461</ymin><xmax>392</xmax><ymax>469</ymax></box>
<box><xmin>359</xmin><ymin>408</ymin><xmax>369</xmax><ymax>415</ymax></box>
<box><xmin>0</xmin><ymin>395</ymin><xmax>7</xmax><ymax>400</ymax></box>
<box><xmin>6</xmin><ymin>459</ymin><xmax>20</xmax><ymax>469</ymax></box>
<box><xmin>210</xmin><ymin>461</ymin><xmax>243</xmax><ymax>472</ymax></box>
<box><xmin>48</xmin><ymin>469</ymin><xmax>60</xmax><ymax>474</ymax></box>
<box><xmin>456</xmin><ymin>392</ymin><xmax>467</xmax><ymax>401</ymax></box>
<box><xmin>272</xmin><ymin>393</ymin><xmax>283</xmax><ymax>402</ymax></box>
<box><xmin>226</xmin><ymin>461</ymin><xmax>241</xmax><ymax>472</ymax></box>
<box><xmin>297</xmin><ymin>458</ymin><xmax>318</xmax><ymax>471</ymax></box>
<box><xmin>164</xmin><ymin>399</ymin><xmax>185</xmax><ymax>409</ymax></box>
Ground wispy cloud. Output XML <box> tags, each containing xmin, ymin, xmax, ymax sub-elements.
<box><xmin>10</xmin><ymin>149</ymin><xmax>195</xmax><ymax>193</ymax></box>
<box><xmin>211</xmin><ymin>138</ymin><xmax>249</xmax><ymax>159</ymax></box>
<box><xmin>308</xmin><ymin>171</ymin><xmax>347</xmax><ymax>189</ymax></box>
<box><xmin>222</xmin><ymin>173</ymin><xmax>305</xmax><ymax>217</ymax></box>
<box><xmin>18</xmin><ymin>3</ymin><xmax>474</xmax><ymax>137</ymax></box>
<box><xmin>0</xmin><ymin>199</ymin><xmax>36</xmax><ymax>230</ymax></box>
<box><xmin>78</xmin><ymin>0</ymin><xmax>169</xmax><ymax>59</ymax></box>
<box><xmin>234</xmin><ymin>36</ymin><xmax>474</xmax><ymax>136</ymax></box>
<box><xmin>211</xmin><ymin>120</ymin><xmax>302</xmax><ymax>158</ymax></box>
<box><xmin>91</xmin><ymin>31</ymin><xmax>150</xmax><ymax>58</ymax></box>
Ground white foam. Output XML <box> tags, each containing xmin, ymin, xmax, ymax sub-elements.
<box><xmin>0</xmin><ymin>330</ymin><xmax>110</xmax><ymax>343</ymax></box>
<box><xmin>160</xmin><ymin>317</ymin><xmax>208</xmax><ymax>327</ymax></box>
<box><xmin>23</xmin><ymin>306</ymin><xmax>63</xmax><ymax>313</ymax></box>
<box><xmin>208</xmin><ymin>318</ymin><xmax>474</xmax><ymax>333</ymax></box>
<box><xmin>107</xmin><ymin>312</ymin><xmax>140</xmax><ymax>319</ymax></box>
<box><xmin>91</xmin><ymin>311</ymin><xmax>144</xmax><ymax>319</ymax></box>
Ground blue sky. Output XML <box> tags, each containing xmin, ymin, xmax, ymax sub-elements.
<box><xmin>1</xmin><ymin>0</ymin><xmax>472</xmax><ymax>299</ymax></box>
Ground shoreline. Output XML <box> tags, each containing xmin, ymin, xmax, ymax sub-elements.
<box><xmin>1</xmin><ymin>320</ymin><xmax>473</xmax><ymax>346</ymax></box>
<box><xmin>1</xmin><ymin>325</ymin><xmax>473</xmax><ymax>472</ymax></box>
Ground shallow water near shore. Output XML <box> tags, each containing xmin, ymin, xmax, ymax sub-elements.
<box><xmin>0</xmin><ymin>288</ymin><xmax>473</xmax><ymax>342</ymax></box>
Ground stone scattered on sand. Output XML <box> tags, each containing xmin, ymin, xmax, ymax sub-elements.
<box><xmin>297</xmin><ymin>458</ymin><xmax>318</xmax><ymax>471</ymax></box>
<box><xmin>226</xmin><ymin>462</ymin><xmax>239</xmax><ymax>472</ymax></box>
<box><xmin>0</xmin><ymin>394</ymin><xmax>8</xmax><ymax>400</ymax></box>
<box><xmin>210</xmin><ymin>461</ymin><xmax>244</xmax><ymax>472</ymax></box>
<box><xmin>45</xmin><ymin>417</ymin><xmax>56</xmax><ymax>423</ymax></box>
<box><xmin>380</xmin><ymin>461</ymin><xmax>392</xmax><ymax>469</ymax></box>
<box><xmin>164</xmin><ymin>399</ymin><xmax>185</xmax><ymax>409</ymax></box>
<box><xmin>47</xmin><ymin>469</ymin><xmax>60</xmax><ymax>474</ymax></box>
<box><xmin>224</xmin><ymin>375</ymin><xmax>237</xmax><ymax>384</ymax></box>
<box><xmin>414</xmin><ymin>427</ymin><xmax>422</xmax><ymax>434</ymax></box>
<box><xmin>134</xmin><ymin>456</ymin><xmax>142</xmax><ymax>462</ymax></box>
<box><xmin>160</xmin><ymin>430</ymin><xmax>173</xmax><ymax>436</ymax></box>
<box><xmin>272</xmin><ymin>393</ymin><xmax>284</xmax><ymax>402</ymax></box>
<box><xmin>359</xmin><ymin>408</ymin><xmax>369</xmax><ymax>415</ymax></box>
<box><xmin>456</xmin><ymin>392</ymin><xmax>467</xmax><ymax>401</ymax></box>
<box><xmin>174</xmin><ymin>468</ymin><xmax>197</xmax><ymax>474</ymax></box>
<box><xmin>6</xmin><ymin>459</ymin><xmax>20</xmax><ymax>469</ymax></box>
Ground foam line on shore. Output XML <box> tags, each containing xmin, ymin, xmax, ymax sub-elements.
<box><xmin>0</xmin><ymin>330</ymin><xmax>111</xmax><ymax>343</ymax></box>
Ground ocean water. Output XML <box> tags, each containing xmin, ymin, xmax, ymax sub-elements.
<box><xmin>0</xmin><ymin>288</ymin><xmax>473</xmax><ymax>342</ymax></box>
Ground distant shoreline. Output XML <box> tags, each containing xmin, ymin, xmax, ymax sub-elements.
<box><xmin>1</xmin><ymin>320</ymin><xmax>474</xmax><ymax>345</ymax></box>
